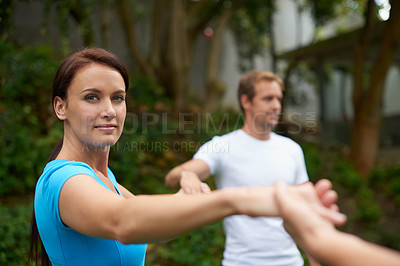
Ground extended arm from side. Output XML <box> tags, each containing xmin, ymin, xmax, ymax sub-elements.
<box><xmin>274</xmin><ymin>181</ymin><xmax>400</xmax><ymax>266</ymax></box>
<box><xmin>59</xmin><ymin>174</ymin><xmax>344</xmax><ymax>245</ymax></box>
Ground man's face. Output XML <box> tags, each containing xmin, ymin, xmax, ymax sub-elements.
<box><xmin>244</xmin><ymin>80</ymin><xmax>282</xmax><ymax>131</ymax></box>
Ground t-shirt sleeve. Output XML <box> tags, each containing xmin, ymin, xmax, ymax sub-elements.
<box><xmin>38</xmin><ymin>164</ymin><xmax>96</xmax><ymax>227</ymax></box>
<box><xmin>294</xmin><ymin>145</ymin><xmax>309</xmax><ymax>184</ymax></box>
<box><xmin>193</xmin><ymin>136</ymin><xmax>226</xmax><ymax>175</ymax></box>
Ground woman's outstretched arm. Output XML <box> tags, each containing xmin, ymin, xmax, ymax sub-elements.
<box><xmin>59</xmin><ymin>175</ymin><xmax>343</xmax><ymax>244</ymax></box>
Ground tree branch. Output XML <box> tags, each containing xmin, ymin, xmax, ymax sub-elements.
<box><xmin>115</xmin><ymin>0</ymin><xmax>155</xmax><ymax>78</ymax></box>
<box><xmin>367</xmin><ymin>0</ymin><xmax>400</xmax><ymax>112</ymax></box>
<box><xmin>100</xmin><ymin>0</ymin><xmax>111</xmax><ymax>49</ymax></box>
<box><xmin>69</xmin><ymin>5</ymin><xmax>95</xmax><ymax>46</ymax></box>
<box><xmin>149</xmin><ymin>0</ymin><xmax>164</xmax><ymax>71</ymax></box>
<box><xmin>353</xmin><ymin>0</ymin><xmax>376</xmax><ymax>110</ymax></box>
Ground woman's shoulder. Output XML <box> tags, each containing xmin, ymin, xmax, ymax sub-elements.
<box><xmin>44</xmin><ymin>159</ymin><xmax>93</xmax><ymax>174</ymax></box>
<box><xmin>39</xmin><ymin>159</ymin><xmax>96</xmax><ymax>185</ymax></box>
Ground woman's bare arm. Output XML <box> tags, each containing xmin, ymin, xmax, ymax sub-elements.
<box><xmin>60</xmin><ymin>175</ymin><xmax>343</xmax><ymax>245</ymax></box>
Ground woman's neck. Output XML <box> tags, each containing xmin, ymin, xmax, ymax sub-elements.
<box><xmin>56</xmin><ymin>137</ymin><xmax>111</xmax><ymax>176</ymax></box>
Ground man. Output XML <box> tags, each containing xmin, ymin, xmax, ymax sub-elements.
<box><xmin>165</xmin><ymin>70</ymin><xmax>313</xmax><ymax>265</ymax></box>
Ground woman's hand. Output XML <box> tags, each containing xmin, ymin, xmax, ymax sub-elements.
<box><xmin>274</xmin><ymin>180</ymin><xmax>347</xmax><ymax>248</ymax></box>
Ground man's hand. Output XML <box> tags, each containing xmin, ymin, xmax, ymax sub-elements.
<box><xmin>180</xmin><ymin>171</ymin><xmax>211</xmax><ymax>194</ymax></box>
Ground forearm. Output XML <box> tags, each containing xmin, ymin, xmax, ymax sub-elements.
<box><xmin>115</xmin><ymin>190</ymin><xmax>236</xmax><ymax>244</ymax></box>
<box><xmin>164</xmin><ymin>165</ymin><xmax>184</xmax><ymax>188</ymax></box>
<box><xmin>115</xmin><ymin>186</ymin><xmax>279</xmax><ymax>244</ymax></box>
<box><xmin>303</xmin><ymin>228</ymin><xmax>400</xmax><ymax>266</ymax></box>
<box><xmin>165</xmin><ymin>159</ymin><xmax>211</xmax><ymax>188</ymax></box>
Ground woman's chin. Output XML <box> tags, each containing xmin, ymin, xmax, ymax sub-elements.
<box><xmin>83</xmin><ymin>141</ymin><xmax>117</xmax><ymax>149</ymax></box>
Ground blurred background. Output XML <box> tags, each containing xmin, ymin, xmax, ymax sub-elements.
<box><xmin>1</xmin><ymin>0</ymin><xmax>399</xmax><ymax>265</ymax></box>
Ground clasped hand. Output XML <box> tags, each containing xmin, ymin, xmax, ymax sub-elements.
<box><xmin>274</xmin><ymin>179</ymin><xmax>347</xmax><ymax>249</ymax></box>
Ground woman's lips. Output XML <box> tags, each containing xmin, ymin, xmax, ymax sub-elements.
<box><xmin>95</xmin><ymin>124</ymin><xmax>117</xmax><ymax>132</ymax></box>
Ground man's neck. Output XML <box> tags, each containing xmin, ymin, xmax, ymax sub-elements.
<box><xmin>241</xmin><ymin>122</ymin><xmax>272</xmax><ymax>141</ymax></box>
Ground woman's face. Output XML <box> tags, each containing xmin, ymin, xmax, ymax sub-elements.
<box><xmin>59</xmin><ymin>63</ymin><xmax>126</xmax><ymax>147</ymax></box>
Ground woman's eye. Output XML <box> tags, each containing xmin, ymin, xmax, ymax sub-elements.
<box><xmin>113</xmin><ymin>95</ymin><xmax>125</xmax><ymax>101</ymax></box>
<box><xmin>85</xmin><ymin>95</ymin><xmax>98</xmax><ymax>101</ymax></box>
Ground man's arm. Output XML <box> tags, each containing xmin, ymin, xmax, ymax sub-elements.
<box><xmin>165</xmin><ymin>159</ymin><xmax>211</xmax><ymax>194</ymax></box>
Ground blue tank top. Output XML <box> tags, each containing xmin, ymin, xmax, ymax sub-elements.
<box><xmin>34</xmin><ymin>159</ymin><xmax>147</xmax><ymax>265</ymax></box>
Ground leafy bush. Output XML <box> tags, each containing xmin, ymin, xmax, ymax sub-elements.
<box><xmin>129</xmin><ymin>73</ymin><xmax>169</xmax><ymax>108</ymax></box>
<box><xmin>370</xmin><ymin>165</ymin><xmax>400</xmax><ymax>206</ymax></box>
<box><xmin>146</xmin><ymin>222</ymin><xmax>224</xmax><ymax>265</ymax></box>
<box><xmin>300</xmin><ymin>143</ymin><xmax>400</xmax><ymax>250</ymax></box>
<box><xmin>301</xmin><ymin>142</ymin><xmax>322</xmax><ymax>182</ymax></box>
<box><xmin>0</xmin><ymin>203</ymin><xmax>32</xmax><ymax>265</ymax></box>
<box><xmin>355</xmin><ymin>187</ymin><xmax>381</xmax><ymax>224</ymax></box>
<box><xmin>332</xmin><ymin>161</ymin><xmax>363</xmax><ymax>192</ymax></box>
<box><xmin>0</xmin><ymin>40</ymin><xmax>61</xmax><ymax>197</ymax></box>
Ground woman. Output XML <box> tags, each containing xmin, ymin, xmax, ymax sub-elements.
<box><xmin>29</xmin><ymin>48</ymin><xmax>344</xmax><ymax>265</ymax></box>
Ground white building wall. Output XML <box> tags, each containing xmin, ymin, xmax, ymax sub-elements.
<box><xmin>274</xmin><ymin>0</ymin><xmax>315</xmax><ymax>53</ymax></box>
<box><xmin>324</xmin><ymin>66</ymin><xmax>400</xmax><ymax>122</ymax></box>
<box><xmin>384</xmin><ymin>67</ymin><xmax>400</xmax><ymax>115</ymax></box>
<box><xmin>219</xmin><ymin>30</ymin><xmax>242</xmax><ymax>108</ymax></box>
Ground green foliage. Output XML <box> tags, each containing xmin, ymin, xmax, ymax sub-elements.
<box><xmin>129</xmin><ymin>74</ymin><xmax>170</xmax><ymax>109</ymax></box>
<box><xmin>197</xmin><ymin>108</ymin><xmax>244</xmax><ymax>141</ymax></box>
<box><xmin>301</xmin><ymin>0</ymin><xmax>345</xmax><ymax>26</ymax></box>
<box><xmin>0</xmin><ymin>0</ymin><xmax>13</xmax><ymax>38</ymax></box>
<box><xmin>0</xmin><ymin>40</ymin><xmax>61</xmax><ymax>196</ymax></box>
<box><xmin>42</xmin><ymin>0</ymin><xmax>96</xmax><ymax>52</ymax></box>
<box><xmin>0</xmin><ymin>203</ymin><xmax>32</xmax><ymax>265</ymax></box>
<box><xmin>388</xmin><ymin>177</ymin><xmax>400</xmax><ymax>206</ymax></box>
<box><xmin>333</xmin><ymin>161</ymin><xmax>363</xmax><ymax>192</ymax></box>
<box><xmin>146</xmin><ymin>222</ymin><xmax>224</xmax><ymax>266</ymax></box>
<box><xmin>355</xmin><ymin>187</ymin><xmax>381</xmax><ymax>224</ymax></box>
<box><xmin>230</xmin><ymin>0</ymin><xmax>274</xmax><ymax>71</ymax></box>
<box><xmin>301</xmin><ymin>142</ymin><xmax>400</xmax><ymax>250</ymax></box>
<box><xmin>301</xmin><ymin>143</ymin><xmax>322</xmax><ymax>182</ymax></box>
<box><xmin>370</xmin><ymin>165</ymin><xmax>400</xmax><ymax>206</ymax></box>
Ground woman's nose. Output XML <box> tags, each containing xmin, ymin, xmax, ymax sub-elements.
<box><xmin>101</xmin><ymin>100</ymin><xmax>116</xmax><ymax>119</ymax></box>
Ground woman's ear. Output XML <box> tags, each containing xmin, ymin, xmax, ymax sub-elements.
<box><xmin>54</xmin><ymin>96</ymin><xmax>67</xmax><ymax>120</ymax></box>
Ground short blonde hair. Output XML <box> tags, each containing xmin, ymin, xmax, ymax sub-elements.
<box><xmin>238</xmin><ymin>70</ymin><xmax>284</xmax><ymax>113</ymax></box>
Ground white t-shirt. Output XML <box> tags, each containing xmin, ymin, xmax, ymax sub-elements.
<box><xmin>194</xmin><ymin>129</ymin><xmax>309</xmax><ymax>266</ymax></box>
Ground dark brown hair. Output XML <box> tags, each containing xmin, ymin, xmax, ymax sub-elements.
<box><xmin>237</xmin><ymin>70</ymin><xmax>284</xmax><ymax>113</ymax></box>
<box><xmin>29</xmin><ymin>48</ymin><xmax>129</xmax><ymax>265</ymax></box>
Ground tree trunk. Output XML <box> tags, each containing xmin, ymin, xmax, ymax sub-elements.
<box><xmin>276</xmin><ymin>61</ymin><xmax>297</xmax><ymax>136</ymax></box>
<box><xmin>115</xmin><ymin>0</ymin><xmax>156</xmax><ymax>78</ymax></box>
<box><xmin>266</xmin><ymin>1</ymin><xmax>277</xmax><ymax>73</ymax></box>
<box><xmin>115</xmin><ymin>0</ymin><xmax>233</xmax><ymax>112</ymax></box>
<box><xmin>349</xmin><ymin>0</ymin><xmax>400</xmax><ymax>177</ymax></box>
<box><xmin>165</xmin><ymin>0</ymin><xmax>190</xmax><ymax>112</ymax></box>
<box><xmin>349</xmin><ymin>103</ymin><xmax>382</xmax><ymax>176</ymax></box>
<box><xmin>100</xmin><ymin>0</ymin><xmax>110</xmax><ymax>49</ymax></box>
<box><xmin>203</xmin><ymin>10</ymin><xmax>232</xmax><ymax>113</ymax></box>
